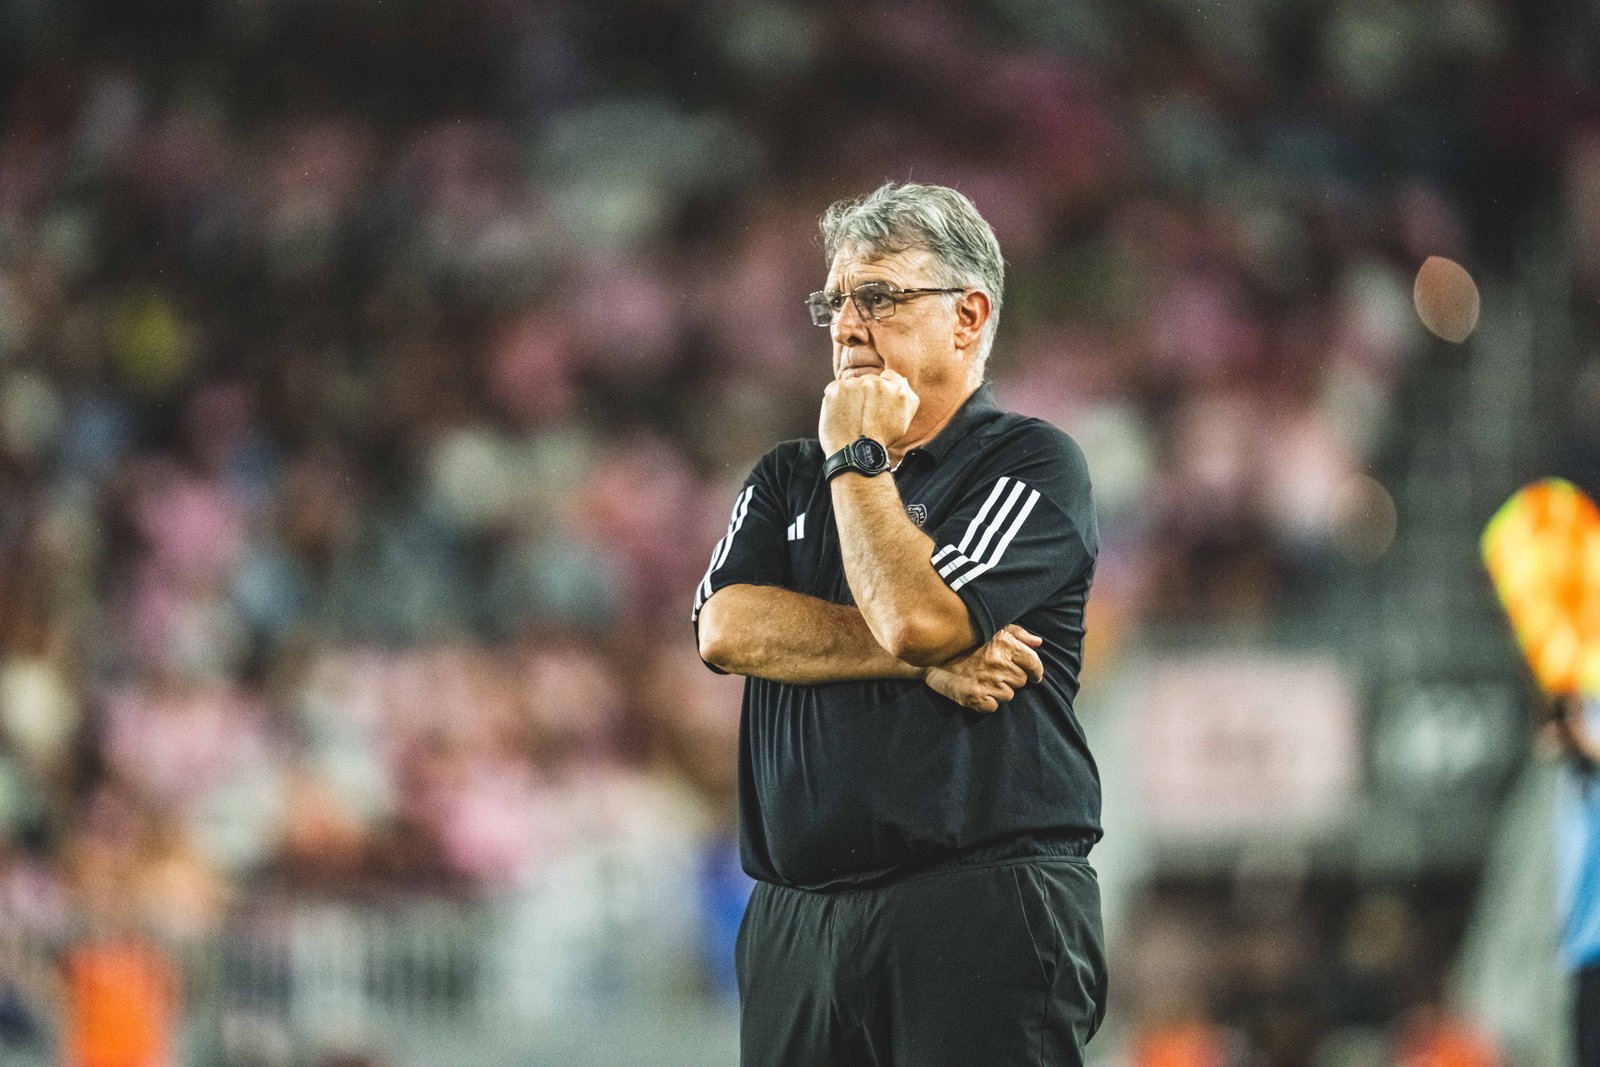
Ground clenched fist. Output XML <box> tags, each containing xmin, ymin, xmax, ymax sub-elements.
<box><xmin>924</xmin><ymin>624</ymin><xmax>1045</xmax><ymax>713</ymax></box>
<box><xmin>819</xmin><ymin>367</ymin><xmax>920</xmax><ymax>455</ymax></box>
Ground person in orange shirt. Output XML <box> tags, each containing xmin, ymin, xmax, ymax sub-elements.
<box><xmin>61</xmin><ymin>936</ymin><xmax>179</xmax><ymax>1067</ymax></box>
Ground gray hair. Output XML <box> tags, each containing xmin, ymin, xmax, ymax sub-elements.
<box><xmin>819</xmin><ymin>182</ymin><xmax>1005</xmax><ymax>375</ymax></box>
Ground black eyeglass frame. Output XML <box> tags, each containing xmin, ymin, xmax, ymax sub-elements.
<box><xmin>804</xmin><ymin>283</ymin><xmax>968</xmax><ymax>327</ymax></box>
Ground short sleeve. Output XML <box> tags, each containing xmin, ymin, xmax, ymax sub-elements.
<box><xmin>927</xmin><ymin>423</ymin><xmax>1097</xmax><ymax>640</ymax></box>
<box><xmin>691</xmin><ymin>447</ymin><xmax>793</xmax><ymax>655</ymax></box>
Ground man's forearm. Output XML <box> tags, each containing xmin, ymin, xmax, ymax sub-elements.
<box><xmin>830</xmin><ymin>472</ymin><xmax>977</xmax><ymax>665</ymax></box>
<box><xmin>697</xmin><ymin>584</ymin><xmax>926</xmax><ymax>684</ymax></box>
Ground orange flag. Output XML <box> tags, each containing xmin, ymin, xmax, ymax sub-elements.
<box><xmin>1481</xmin><ymin>478</ymin><xmax>1600</xmax><ymax>696</ymax></box>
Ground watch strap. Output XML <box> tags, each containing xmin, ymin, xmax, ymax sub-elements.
<box><xmin>824</xmin><ymin>437</ymin><xmax>889</xmax><ymax>481</ymax></box>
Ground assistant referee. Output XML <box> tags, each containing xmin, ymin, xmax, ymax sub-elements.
<box><xmin>694</xmin><ymin>182</ymin><xmax>1107</xmax><ymax>1066</ymax></box>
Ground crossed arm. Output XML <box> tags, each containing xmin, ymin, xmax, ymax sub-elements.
<box><xmin>697</xmin><ymin>462</ymin><xmax>1044</xmax><ymax>712</ymax></box>
<box><xmin>697</xmin><ymin>583</ymin><xmax>1042</xmax><ymax>712</ymax></box>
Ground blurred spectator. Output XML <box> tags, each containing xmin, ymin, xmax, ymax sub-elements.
<box><xmin>1551</xmin><ymin>694</ymin><xmax>1600</xmax><ymax>1067</ymax></box>
<box><xmin>61</xmin><ymin>932</ymin><xmax>178</xmax><ymax>1067</ymax></box>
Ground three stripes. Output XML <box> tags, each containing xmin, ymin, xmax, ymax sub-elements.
<box><xmin>931</xmin><ymin>476</ymin><xmax>1041</xmax><ymax>591</ymax></box>
<box><xmin>693</xmin><ymin>485</ymin><xmax>754</xmax><ymax>622</ymax></box>
<box><xmin>693</xmin><ymin>476</ymin><xmax>1042</xmax><ymax>621</ymax></box>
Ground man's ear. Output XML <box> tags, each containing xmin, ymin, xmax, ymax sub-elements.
<box><xmin>953</xmin><ymin>290</ymin><xmax>991</xmax><ymax>353</ymax></box>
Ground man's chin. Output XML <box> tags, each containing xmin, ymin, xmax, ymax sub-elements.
<box><xmin>839</xmin><ymin>366</ymin><xmax>883</xmax><ymax>379</ymax></box>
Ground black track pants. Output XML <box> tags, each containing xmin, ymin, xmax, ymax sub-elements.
<box><xmin>736</xmin><ymin>858</ymin><xmax>1107</xmax><ymax>1067</ymax></box>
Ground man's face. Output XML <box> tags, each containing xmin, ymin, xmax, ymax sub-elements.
<box><xmin>824</xmin><ymin>245</ymin><xmax>965</xmax><ymax>393</ymax></box>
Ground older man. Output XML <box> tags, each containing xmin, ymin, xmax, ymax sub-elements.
<box><xmin>694</xmin><ymin>182</ymin><xmax>1106</xmax><ymax>1066</ymax></box>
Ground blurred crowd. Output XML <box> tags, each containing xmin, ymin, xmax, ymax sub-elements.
<box><xmin>0</xmin><ymin>0</ymin><xmax>1595</xmax><ymax>1062</ymax></box>
<box><xmin>1125</xmin><ymin>879</ymin><xmax>1502</xmax><ymax>1067</ymax></box>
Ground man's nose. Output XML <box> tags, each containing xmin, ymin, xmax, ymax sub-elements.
<box><xmin>830</xmin><ymin>296</ymin><xmax>872</xmax><ymax>347</ymax></box>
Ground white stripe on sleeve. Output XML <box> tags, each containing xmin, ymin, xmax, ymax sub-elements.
<box><xmin>933</xmin><ymin>477</ymin><xmax>1045</xmax><ymax>593</ymax></box>
<box><xmin>713</xmin><ymin>486</ymin><xmax>755</xmax><ymax>570</ymax></box>
<box><xmin>966</xmin><ymin>480</ymin><xmax>1028</xmax><ymax>563</ymax></box>
<box><xmin>956</xmin><ymin>477</ymin><xmax>1011</xmax><ymax>554</ymax></box>
<box><xmin>692</xmin><ymin>486</ymin><xmax>755</xmax><ymax>620</ymax></box>
<box><xmin>934</xmin><ymin>546</ymin><xmax>977</xmax><ymax>579</ymax></box>
<box><xmin>949</xmin><ymin>486</ymin><xmax>1041</xmax><ymax>591</ymax></box>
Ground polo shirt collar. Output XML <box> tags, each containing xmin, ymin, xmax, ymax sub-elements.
<box><xmin>902</xmin><ymin>381</ymin><xmax>1003</xmax><ymax>470</ymax></box>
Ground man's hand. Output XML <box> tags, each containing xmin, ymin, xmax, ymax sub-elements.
<box><xmin>924</xmin><ymin>624</ymin><xmax>1045</xmax><ymax>713</ymax></box>
<box><xmin>819</xmin><ymin>367</ymin><xmax>920</xmax><ymax>454</ymax></box>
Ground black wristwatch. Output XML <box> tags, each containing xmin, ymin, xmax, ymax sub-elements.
<box><xmin>823</xmin><ymin>436</ymin><xmax>892</xmax><ymax>482</ymax></box>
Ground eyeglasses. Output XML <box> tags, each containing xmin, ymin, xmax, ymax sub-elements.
<box><xmin>805</xmin><ymin>282</ymin><xmax>967</xmax><ymax>327</ymax></box>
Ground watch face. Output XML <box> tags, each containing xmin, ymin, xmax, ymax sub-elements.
<box><xmin>853</xmin><ymin>438</ymin><xmax>888</xmax><ymax>471</ymax></box>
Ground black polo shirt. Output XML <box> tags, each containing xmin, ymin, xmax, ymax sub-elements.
<box><xmin>692</xmin><ymin>383</ymin><xmax>1101</xmax><ymax>891</ymax></box>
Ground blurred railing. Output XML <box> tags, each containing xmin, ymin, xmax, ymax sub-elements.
<box><xmin>0</xmin><ymin>861</ymin><xmax>742</xmax><ymax>1067</ymax></box>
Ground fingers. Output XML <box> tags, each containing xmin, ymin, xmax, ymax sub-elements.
<box><xmin>928</xmin><ymin>638</ymin><xmax>1039</xmax><ymax>712</ymax></box>
<box><xmin>823</xmin><ymin>367</ymin><xmax>917</xmax><ymax>446</ymax></box>
<box><xmin>970</xmin><ymin>680</ymin><xmax>1018</xmax><ymax>712</ymax></box>
<box><xmin>997</xmin><ymin>631</ymin><xmax>1044</xmax><ymax>684</ymax></box>
<box><xmin>1016</xmin><ymin>645</ymin><xmax>1044</xmax><ymax>684</ymax></box>
<box><xmin>1004</xmin><ymin>624</ymin><xmax>1043</xmax><ymax>647</ymax></box>
<box><xmin>967</xmin><ymin>683</ymin><xmax>1018</xmax><ymax>713</ymax></box>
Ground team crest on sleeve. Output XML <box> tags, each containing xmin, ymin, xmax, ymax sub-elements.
<box><xmin>905</xmin><ymin>503</ymin><xmax>927</xmax><ymax>527</ymax></box>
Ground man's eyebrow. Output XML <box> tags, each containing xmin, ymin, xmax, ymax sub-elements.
<box><xmin>828</xmin><ymin>274</ymin><xmax>890</xmax><ymax>291</ymax></box>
